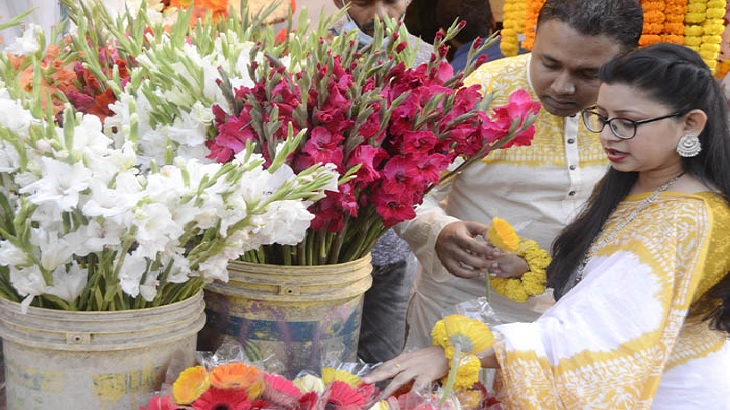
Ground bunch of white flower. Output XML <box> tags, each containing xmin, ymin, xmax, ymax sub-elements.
<box><xmin>0</xmin><ymin>88</ymin><xmax>338</xmax><ymax>312</ymax></box>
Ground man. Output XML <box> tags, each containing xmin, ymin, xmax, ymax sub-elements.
<box><xmin>330</xmin><ymin>0</ymin><xmax>433</xmax><ymax>364</ymax></box>
<box><xmin>395</xmin><ymin>0</ymin><xmax>644</xmax><ymax>349</ymax></box>
<box><xmin>434</xmin><ymin>0</ymin><xmax>513</xmax><ymax>72</ymax></box>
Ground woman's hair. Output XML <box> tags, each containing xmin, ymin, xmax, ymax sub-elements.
<box><xmin>537</xmin><ymin>0</ymin><xmax>644</xmax><ymax>52</ymax></box>
<box><xmin>547</xmin><ymin>43</ymin><xmax>730</xmax><ymax>335</ymax></box>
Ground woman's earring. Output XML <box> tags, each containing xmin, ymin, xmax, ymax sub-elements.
<box><xmin>676</xmin><ymin>134</ymin><xmax>701</xmax><ymax>157</ymax></box>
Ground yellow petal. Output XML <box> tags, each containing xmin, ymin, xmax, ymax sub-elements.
<box><xmin>487</xmin><ymin>217</ymin><xmax>519</xmax><ymax>252</ymax></box>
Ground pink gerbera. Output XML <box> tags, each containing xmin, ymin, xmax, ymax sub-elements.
<box><xmin>192</xmin><ymin>387</ymin><xmax>251</xmax><ymax>410</ymax></box>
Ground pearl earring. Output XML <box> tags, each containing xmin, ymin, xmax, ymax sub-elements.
<box><xmin>676</xmin><ymin>134</ymin><xmax>701</xmax><ymax>157</ymax></box>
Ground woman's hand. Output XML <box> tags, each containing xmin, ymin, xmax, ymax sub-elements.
<box><xmin>361</xmin><ymin>346</ymin><xmax>450</xmax><ymax>400</ymax></box>
<box><xmin>487</xmin><ymin>251</ymin><xmax>529</xmax><ymax>278</ymax></box>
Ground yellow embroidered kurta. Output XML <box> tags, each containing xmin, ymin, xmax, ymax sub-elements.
<box><xmin>494</xmin><ymin>192</ymin><xmax>730</xmax><ymax>409</ymax></box>
<box><xmin>396</xmin><ymin>53</ymin><xmax>609</xmax><ymax>349</ymax></box>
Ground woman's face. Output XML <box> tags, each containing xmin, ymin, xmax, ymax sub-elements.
<box><xmin>593</xmin><ymin>83</ymin><xmax>688</xmax><ymax>176</ymax></box>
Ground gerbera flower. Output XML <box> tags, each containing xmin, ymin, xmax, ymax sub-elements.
<box><xmin>432</xmin><ymin>314</ymin><xmax>494</xmax><ymax>358</ymax></box>
<box><xmin>487</xmin><ymin>217</ymin><xmax>519</xmax><ymax>252</ymax></box>
<box><xmin>193</xmin><ymin>387</ymin><xmax>251</xmax><ymax>410</ymax></box>
<box><xmin>263</xmin><ymin>373</ymin><xmax>302</xmax><ymax>408</ymax></box>
<box><xmin>210</xmin><ymin>363</ymin><xmax>264</xmax><ymax>399</ymax></box>
<box><xmin>321</xmin><ymin>368</ymin><xmax>361</xmax><ymax>388</ymax></box>
<box><xmin>293</xmin><ymin>374</ymin><xmax>325</xmax><ymax>394</ymax></box>
<box><xmin>173</xmin><ymin>365</ymin><xmax>210</xmax><ymax>405</ymax></box>
<box><xmin>297</xmin><ymin>391</ymin><xmax>320</xmax><ymax>410</ymax></box>
<box><xmin>325</xmin><ymin>380</ymin><xmax>367</xmax><ymax>408</ymax></box>
<box><xmin>140</xmin><ymin>395</ymin><xmax>178</xmax><ymax>410</ymax></box>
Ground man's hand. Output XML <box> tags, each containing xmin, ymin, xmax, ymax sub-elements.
<box><xmin>487</xmin><ymin>251</ymin><xmax>530</xmax><ymax>278</ymax></box>
<box><xmin>361</xmin><ymin>346</ymin><xmax>449</xmax><ymax>401</ymax></box>
<box><xmin>435</xmin><ymin>221</ymin><xmax>493</xmax><ymax>278</ymax></box>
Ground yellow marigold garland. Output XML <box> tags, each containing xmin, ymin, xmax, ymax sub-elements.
<box><xmin>431</xmin><ymin>314</ymin><xmax>494</xmax><ymax>396</ymax></box>
<box><xmin>486</xmin><ymin>219</ymin><xmax>549</xmax><ymax>303</ymax></box>
<box><xmin>685</xmin><ymin>0</ymin><xmax>727</xmax><ymax>72</ymax></box>
<box><xmin>500</xmin><ymin>0</ymin><xmax>526</xmax><ymax>56</ymax></box>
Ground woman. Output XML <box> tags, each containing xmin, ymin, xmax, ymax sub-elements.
<box><xmin>363</xmin><ymin>43</ymin><xmax>730</xmax><ymax>409</ymax></box>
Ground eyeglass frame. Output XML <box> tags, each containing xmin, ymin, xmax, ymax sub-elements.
<box><xmin>580</xmin><ymin>107</ymin><xmax>685</xmax><ymax>140</ymax></box>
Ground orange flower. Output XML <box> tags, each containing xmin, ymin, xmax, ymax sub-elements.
<box><xmin>170</xmin><ymin>0</ymin><xmax>229</xmax><ymax>23</ymax></box>
<box><xmin>487</xmin><ymin>217</ymin><xmax>519</xmax><ymax>253</ymax></box>
<box><xmin>209</xmin><ymin>362</ymin><xmax>264</xmax><ymax>399</ymax></box>
<box><xmin>173</xmin><ymin>366</ymin><xmax>210</xmax><ymax>405</ymax></box>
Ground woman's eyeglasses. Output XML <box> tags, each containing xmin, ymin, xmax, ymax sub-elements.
<box><xmin>581</xmin><ymin>107</ymin><xmax>683</xmax><ymax>140</ymax></box>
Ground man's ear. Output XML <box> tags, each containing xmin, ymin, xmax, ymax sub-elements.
<box><xmin>333</xmin><ymin>0</ymin><xmax>345</xmax><ymax>8</ymax></box>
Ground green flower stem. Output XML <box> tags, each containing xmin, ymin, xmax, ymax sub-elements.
<box><xmin>440</xmin><ymin>344</ymin><xmax>463</xmax><ymax>406</ymax></box>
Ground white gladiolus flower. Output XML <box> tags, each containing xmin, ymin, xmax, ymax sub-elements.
<box><xmin>255</xmin><ymin>201</ymin><xmax>315</xmax><ymax>246</ymax></box>
<box><xmin>0</xmin><ymin>241</ymin><xmax>29</xmax><ymax>266</ymax></box>
<box><xmin>4</xmin><ymin>24</ymin><xmax>43</xmax><ymax>55</ymax></box>
<box><xmin>118</xmin><ymin>251</ymin><xmax>148</xmax><ymax>298</ymax></box>
<box><xmin>46</xmin><ymin>262</ymin><xmax>86</xmax><ymax>303</ymax></box>
<box><xmin>9</xmin><ymin>265</ymin><xmax>46</xmax><ymax>312</ymax></box>
<box><xmin>19</xmin><ymin>158</ymin><xmax>94</xmax><ymax>212</ymax></box>
<box><xmin>0</xmin><ymin>93</ymin><xmax>33</xmax><ymax>135</ymax></box>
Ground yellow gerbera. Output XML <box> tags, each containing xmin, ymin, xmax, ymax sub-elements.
<box><xmin>172</xmin><ymin>365</ymin><xmax>210</xmax><ymax>405</ymax></box>
<box><xmin>432</xmin><ymin>314</ymin><xmax>494</xmax><ymax>356</ymax></box>
<box><xmin>487</xmin><ymin>217</ymin><xmax>519</xmax><ymax>252</ymax></box>
<box><xmin>321</xmin><ymin>367</ymin><xmax>361</xmax><ymax>388</ymax></box>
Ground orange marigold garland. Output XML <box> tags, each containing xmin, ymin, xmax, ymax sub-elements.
<box><xmin>640</xmin><ymin>0</ymin><xmax>667</xmax><ymax>46</ymax></box>
<box><xmin>500</xmin><ymin>0</ymin><xmax>526</xmax><ymax>56</ymax></box>
<box><xmin>662</xmin><ymin>0</ymin><xmax>688</xmax><ymax>43</ymax></box>
<box><xmin>521</xmin><ymin>0</ymin><xmax>545</xmax><ymax>50</ymax></box>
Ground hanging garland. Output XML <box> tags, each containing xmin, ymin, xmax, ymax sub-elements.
<box><xmin>520</xmin><ymin>0</ymin><xmax>545</xmax><ymax>50</ymax></box>
<box><xmin>662</xmin><ymin>0</ymin><xmax>688</xmax><ymax>44</ymax></box>
<box><xmin>685</xmin><ymin>0</ymin><xmax>726</xmax><ymax>72</ymax></box>
<box><xmin>500</xmin><ymin>0</ymin><xmax>526</xmax><ymax>56</ymax></box>
<box><xmin>640</xmin><ymin>0</ymin><xmax>667</xmax><ymax>46</ymax></box>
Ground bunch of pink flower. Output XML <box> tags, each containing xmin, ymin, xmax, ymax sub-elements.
<box><xmin>206</xmin><ymin>21</ymin><xmax>541</xmax><ymax>265</ymax></box>
<box><xmin>140</xmin><ymin>363</ymin><xmax>379</xmax><ymax>410</ymax></box>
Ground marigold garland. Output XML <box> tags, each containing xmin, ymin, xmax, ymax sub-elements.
<box><xmin>640</xmin><ymin>0</ymin><xmax>667</xmax><ymax>46</ymax></box>
<box><xmin>521</xmin><ymin>0</ymin><xmax>545</xmax><ymax>50</ymax></box>
<box><xmin>684</xmin><ymin>0</ymin><xmax>727</xmax><ymax>72</ymax></box>
<box><xmin>486</xmin><ymin>219</ymin><xmax>549</xmax><ymax>303</ymax></box>
<box><xmin>662</xmin><ymin>0</ymin><xmax>688</xmax><ymax>44</ymax></box>
<box><xmin>500</xmin><ymin>0</ymin><xmax>526</xmax><ymax>56</ymax></box>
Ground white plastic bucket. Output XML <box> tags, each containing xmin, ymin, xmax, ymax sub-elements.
<box><xmin>0</xmin><ymin>291</ymin><xmax>205</xmax><ymax>409</ymax></box>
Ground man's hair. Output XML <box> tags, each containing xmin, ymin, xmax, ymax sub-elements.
<box><xmin>435</xmin><ymin>0</ymin><xmax>493</xmax><ymax>44</ymax></box>
<box><xmin>537</xmin><ymin>0</ymin><xmax>643</xmax><ymax>51</ymax></box>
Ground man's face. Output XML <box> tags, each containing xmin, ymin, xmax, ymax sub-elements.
<box><xmin>335</xmin><ymin>0</ymin><xmax>409</xmax><ymax>37</ymax></box>
<box><xmin>529</xmin><ymin>19</ymin><xmax>624</xmax><ymax>117</ymax></box>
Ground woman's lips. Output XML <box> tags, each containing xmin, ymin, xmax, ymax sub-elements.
<box><xmin>605</xmin><ymin>147</ymin><xmax>628</xmax><ymax>162</ymax></box>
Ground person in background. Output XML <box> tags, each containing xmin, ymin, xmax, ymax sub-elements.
<box><xmin>394</xmin><ymin>0</ymin><xmax>644</xmax><ymax>350</ymax></box>
<box><xmin>366</xmin><ymin>41</ymin><xmax>730</xmax><ymax>410</ymax></box>
<box><xmin>435</xmin><ymin>0</ymin><xmax>513</xmax><ymax>72</ymax></box>
<box><xmin>330</xmin><ymin>0</ymin><xmax>432</xmax><ymax>365</ymax></box>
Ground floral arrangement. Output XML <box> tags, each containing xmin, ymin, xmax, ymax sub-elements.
<box><xmin>76</xmin><ymin>0</ymin><xmax>541</xmax><ymax>266</ymax></box>
<box><xmin>486</xmin><ymin>217</ymin><xmax>548</xmax><ymax>303</ymax></box>
<box><xmin>0</xmin><ymin>12</ymin><xmax>338</xmax><ymax>311</ymax></box>
<box><xmin>141</xmin><ymin>358</ymin><xmax>501</xmax><ymax>410</ymax></box>
<box><xmin>207</xmin><ymin>23</ymin><xmax>540</xmax><ymax>265</ymax></box>
<box><xmin>141</xmin><ymin>362</ymin><xmax>379</xmax><ymax>410</ymax></box>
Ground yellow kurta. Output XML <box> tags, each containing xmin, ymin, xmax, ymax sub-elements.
<box><xmin>493</xmin><ymin>192</ymin><xmax>730</xmax><ymax>409</ymax></box>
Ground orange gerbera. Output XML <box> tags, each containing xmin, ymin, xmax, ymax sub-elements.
<box><xmin>487</xmin><ymin>217</ymin><xmax>519</xmax><ymax>252</ymax></box>
<box><xmin>172</xmin><ymin>366</ymin><xmax>210</xmax><ymax>405</ymax></box>
<box><xmin>210</xmin><ymin>362</ymin><xmax>265</xmax><ymax>399</ymax></box>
